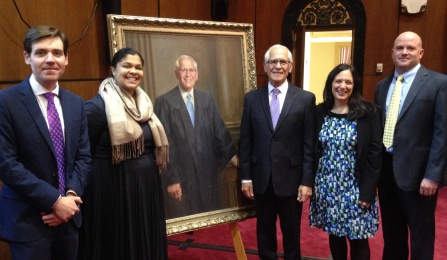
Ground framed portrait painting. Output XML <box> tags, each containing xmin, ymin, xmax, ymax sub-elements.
<box><xmin>107</xmin><ymin>14</ymin><xmax>256</xmax><ymax>235</ymax></box>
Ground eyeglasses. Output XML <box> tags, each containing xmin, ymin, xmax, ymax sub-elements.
<box><xmin>178</xmin><ymin>68</ymin><xmax>197</xmax><ymax>74</ymax></box>
<box><xmin>266</xmin><ymin>59</ymin><xmax>290</xmax><ymax>66</ymax></box>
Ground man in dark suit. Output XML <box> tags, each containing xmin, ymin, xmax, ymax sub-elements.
<box><xmin>0</xmin><ymin>26</ymin><xmax>91</xmax><ymax>260</ymax></box>
<box><xmin>239</xmin><ymin>44</ymin><xmax>316</xmax><ymax>260</ymax></box>
<box><xmin>154</xmin><ymin>55</ymin><xmax>237</xmax><ymax>219</ymax></box>
<box><xmin>374</xmin><ymin>31</ymin><xmax>447</xmax><ymax>260</ymax></box>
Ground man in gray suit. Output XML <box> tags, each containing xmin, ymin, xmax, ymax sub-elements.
<box><xmin>374</xmin><ymin>31</ymin><xmax>447</xmax><ymax>260</ymax></box>
<box><xmin>154</xmin><ymin>55</ymin><xmax>237</xmax><ymax>219</ymax></box>
<box><xmin>239</xmin><ymin>44</ymin><xmax>316</xmax><ymax>259</ymax></box>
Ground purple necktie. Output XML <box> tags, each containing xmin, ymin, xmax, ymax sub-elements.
<box><xmin>270</xmin><ymin>88</ymin><xmax>280</xmax><ymax>129</ymax></box>
<box><xmin>44</xmin><ymin>93</ymin><xmax>65</xmax><ymax>195</ymax></box>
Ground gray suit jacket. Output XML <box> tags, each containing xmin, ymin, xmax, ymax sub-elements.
<box><xmin>374</xmin><ymin>66</ymin><xmax>447</xmax><ymax>190</ymax></box>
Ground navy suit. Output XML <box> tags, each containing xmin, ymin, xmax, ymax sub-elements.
<box><xmin>0</xmin><ymin>77</ymin><xmax>91</xmax><ymax>257</ymax></box>
<box><xmin>239</xmin><ymin>83</ymin><xmax>316</xmax><ymax>259</ymax></box>
<box><xmin>374</xmin><ymin>66</ymin><xmax>447</xmax><ymax>259</ymax></box>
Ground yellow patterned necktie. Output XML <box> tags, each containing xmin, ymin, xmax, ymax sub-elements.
<box><xmin>383</xmin><ymin>75</ymin><xmax>404</xmax><ymax>149</ymax></box>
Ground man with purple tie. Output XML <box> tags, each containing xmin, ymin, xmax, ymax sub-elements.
<box><xmin>0</xmin><ymin>26</ymin><xmax>91</xmax><ymax>260</ymax></box>
<box><xmin>239</xmin><ymin>44</ymin><xmax>316</xmax><ymax>259</ymax></box>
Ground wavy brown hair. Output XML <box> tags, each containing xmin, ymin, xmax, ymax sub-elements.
<box><xmin>320</xmin><ymin>64</ymin><xmax>376</xmax><ymax>120</ymax></box>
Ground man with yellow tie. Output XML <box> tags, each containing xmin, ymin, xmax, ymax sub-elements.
<box><xmin>374</xmin><ymin>31</ymin><xmax>447</xmax><ymax>260</ymax></box>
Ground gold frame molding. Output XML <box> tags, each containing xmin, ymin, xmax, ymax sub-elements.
<box><xmin>106</xmin><ymin>14</ymin><xmax>257</xmax><ymax>235</ymax></box>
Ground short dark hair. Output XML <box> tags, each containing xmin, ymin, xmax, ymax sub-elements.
<box><xmin>321</xmin><ymin>64</ymin><xmax>375</xmax><ymax>119</ymax></box>
<box><xmin>111</xmin><ymin>47</ymin><xmax>144</xmax><ymax>68</ymax></box>
<box><xmin>23</xmin><ymin>26</ymin><xmax>69</xmax><ymax>55</ymax></box>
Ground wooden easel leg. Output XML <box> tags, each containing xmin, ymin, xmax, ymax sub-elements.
<box><xmin>229</xmin><ymin>222</ymin><xmax>247</xmax><ymax>260</ymax></box>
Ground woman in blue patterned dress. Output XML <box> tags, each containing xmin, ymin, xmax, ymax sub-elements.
<box><xmin>309</xmin><ymin>64</ymin><xmax>382</xmax><ymax>260</ymax></box>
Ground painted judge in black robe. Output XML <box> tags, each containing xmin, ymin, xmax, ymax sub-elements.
<box><xmin>154</xmin><ymin>55</ymin><xmax>238</xmax><ymax>219</ymax></box>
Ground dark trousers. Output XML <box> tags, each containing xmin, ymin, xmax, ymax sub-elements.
<box><xmin>378</xmin><ymin>153</ymin><xmax>437</xmax><ymax>260</ymax></box>
<box><xmin>8</xmin><ymin>221</ymin><xmax>78</xmax><ymax>260</ymax></box>
<box><xmin>255</xmin><ymin>180</ymin><xmax>303</xmax><ymax>260</ymax></box>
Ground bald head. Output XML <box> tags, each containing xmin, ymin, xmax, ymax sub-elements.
<box><xmin>394</xmin><ymin>31</ymin><xmax>423</xmax><ymax>48</ymax></box>
<box><xmin>392</xmin><ymin>31</ymin><xmax>424</xmax><ymax>74</ymax></box>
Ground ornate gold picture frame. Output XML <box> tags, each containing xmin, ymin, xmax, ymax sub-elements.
<box><xmin>107</xmin><ymin>14</ymin><xmax>256</xmax><ymax>235</ymax></box>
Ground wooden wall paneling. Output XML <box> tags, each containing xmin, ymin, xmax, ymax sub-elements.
<box><xmin>399</xmin><ymin>0</ymin><xmax>447</xmax><ymax>74</ymax></box>
<box><xmin>222</xmin><ymin>0</ymin><xmax>256</xmax><ymax>24</ymax></box>
<box><xmin>256</xmin><ymin>74</ymin><xmax>270</xmax><ymax>88</ymax></box>
<box><xmin>62</xmin><ymin>80</ymin><xmax>103</xmax><ymax>101</ymax></box>
<box><xmin>0</xmin><ymin>241</ymin><xmax>11</xmax><ymax>260</ymax></box>
<box><xmin>121</xmin><ymin>0</ymin><xmax>159</xmax><ymax>17</ymax></box>
<box><xmin>0</xmin><ymin>0</ymin><xmax>109</xmax><ymax>99</ymax></box>
<box><xmin>159</xmin><ymin>0</ymin><xmax>211</xmax><ymax>20</ymax></box>
<box><xmin>362</xmin><ymin>75</ymin><xmax>388</xmax><ymax>102</ymax></box>
<box><xmin>361</xmin><ymin>0</ymin><xmax>400</xmax><ymax>99</ymax></box>
<box><xmin>255</xmin><ymin>0</ymin><xmax>291</xmax><ymax>87</ymax></box>
<box><xmin>362</xmin><ymin>0</ymin><xmax>399</xmax><ymax>76</ymax></box>
<box><xmin>0</xmin><ymin>84</ymin><xmax>16</xmax><ymax>90</ymax></box>
<box><xmin>61</xmin><ymin>0</ymin><xmax>108</xmax><ymax>81</ymax></box>
<box><xmin>0</xmin><ymin>1</ymin><xmax>39</xmax><ymax>82</ymax></box>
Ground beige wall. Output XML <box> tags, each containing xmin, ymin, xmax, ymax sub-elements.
<box><xmin>308</xmin><ymin>41</ymin><xmax>351</xmax><ymax>104</ymax></box>
<box><xmin>309</xmin><ymin>42</ymin><xmax>336</xmax><ymax>104</ymax></box>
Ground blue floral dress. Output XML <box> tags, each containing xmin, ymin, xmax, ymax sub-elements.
<box><xmin>309</xmin><ymin>112</ymin><xmax>379</xmax><ymax>239</ymax></box>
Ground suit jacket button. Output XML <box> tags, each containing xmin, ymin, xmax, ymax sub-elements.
<box><xmin>52</xmin><ymin>173</ymin><xmax>56</xmax><ymax>176</ymax></box>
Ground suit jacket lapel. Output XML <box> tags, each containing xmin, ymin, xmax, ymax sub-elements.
<box><xmin>276</xmin><ymin>84</ymin><xmax>296</xmax><ymax>130</ymax></box>
<box><xmin>398</xmin><ymin>67</ymin><xmax>428</xmax><ymax>121</ymax></box>
<box><xmin>19</xmin><ymin>82</ymin><xmax>57</xmax><ymax>158</ymax></box>
<box><xmin>378</xmin><ymin>77</ymin><xmax>393</xmax><ymax>126</ymax></box>
<box><xmin>59</xmin><ymin>89</ymin><xmax>71</xmax><ymax>155</ymax></box>
<box><xmin>259</xmin><ymin>86</ymin><xmax>274</xmax><ymax>131</ymax></box>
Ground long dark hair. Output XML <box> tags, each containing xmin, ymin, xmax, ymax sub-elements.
<box><xmin>321</xmin><ymin>64</ymin><xmax>375</xmax><ymax>120</ymax></box>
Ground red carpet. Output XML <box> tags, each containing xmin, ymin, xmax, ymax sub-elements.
<box><xmin>168</xmin><ymin>188</ymin><xmax>447</xmax><ymax>259</ymax></box>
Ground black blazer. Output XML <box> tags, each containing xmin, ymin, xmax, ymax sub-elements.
<box><xmin>239</xmin><ymin>83</ymin><xmax>316</xmax><ymax>197</ymax></box>
<box><xmin>315</xmin><ymin>104</ymin><xmax>382</xmax><ymax>202</ymax></box>
<box><xmin>374</xmin><ymin>66</ymin><xmax>447</xmax><ymax>190</ymax></box>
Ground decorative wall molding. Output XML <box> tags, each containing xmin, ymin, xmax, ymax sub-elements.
<box><xmin>298</xmin><ymin>0</ymin><xmax>352</xmax><ymax>26</ymax></box>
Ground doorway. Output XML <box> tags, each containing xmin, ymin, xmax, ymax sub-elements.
<box><xmin>282</xmin><ymin>0</ymin><xmax>366</xmax><ymax>96</ymax></box>
<box><xmin>303</xmin><ymin>30</ymin><xmax>352</xmax><ymax>103</ymax></box>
